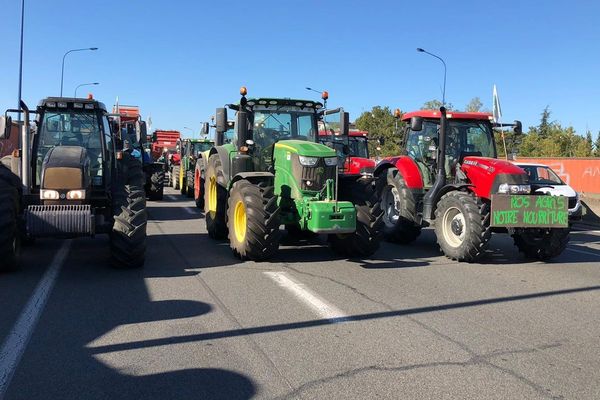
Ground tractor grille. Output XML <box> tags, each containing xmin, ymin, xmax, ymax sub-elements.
<box><xmin>25</xmin><ymin>205</ymin><xmax>94</xmax><ymax>237</ymax></box>
<box><xmin>299</xmin><ymin>158</ymin><xmax>336</xmax><ymax>191</ymax></box>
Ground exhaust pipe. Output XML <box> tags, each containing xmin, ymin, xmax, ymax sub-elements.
<box><xmin>421</xmin><ymin>106</ymin><xmax>447</xmax><ymax>222</ymax></box>
<box><xmin>20</xmin><ymin>100</ymin><xmax>30</xmax><ymax>194</ymax></box>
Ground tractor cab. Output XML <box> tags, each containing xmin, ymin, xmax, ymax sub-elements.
<box><xmin>318</xmin><ymin>128</ymin><xmax>376</xmax><ymax>177</ymax></box>
<box><xmin>401</xmin><ymin>110</ymin><xmax>496</xmax><ymax>188</ymax></box>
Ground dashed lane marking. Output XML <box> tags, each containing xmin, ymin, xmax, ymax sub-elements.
<box><xmin>0</xmin><ymin>240</ymin><xmax>71</xmax><ymax>398</ymax></box>
<box><xmin>264</xmin><ymin>271</ymin><xmax>350</xmax><ymax>322</ymax></box>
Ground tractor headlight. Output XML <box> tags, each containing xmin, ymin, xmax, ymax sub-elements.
<box><xmin>40</xmin><ymin>189</ymin><xmax>60</xmax><ymax>200</ymax></box>
<box><xmin>298</xmin><ymin>155</ymin><xmax>319</xmax><ymax>166</ymax></box>
<box><xmin>498</xmin><ymin>183</ymin><xmax>531</xmax><ymax>194</ymax></box>
<box><xmin>66</xmin><ymin>190</ymin><xmax>86</xmax><ymax>200</ymax></box>
<box><xmin>323</xmin><ymin>157</ymin><xmax>337</xmax><ymax>166</ymax></box>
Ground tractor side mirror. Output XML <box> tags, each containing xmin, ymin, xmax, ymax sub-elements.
<box><xmin>216</xmin><ymin>108</ymin><xmax>228</xmax><ymax>133</ymax></box>
<box><xmin>236</xmin><ymin>111</ymin><xmax>249</xmax><ymax>149</ymax></box>
<box><xmin>340</xmin><ymin>112</ymin><xmax>350</xmax><ymax>136</ymax></box>
<box><xmin>410</xmin><ymin>116</ymin><xmax>423</xmax><ymax>132</ymax></box>
<box><xmin>201</xmin><ymin>122</ymin><xmax>209</xmax><ymax>136</ymax></box>
<box><xmin>378</xmin><ymin>137</ymin><xmax>385</xmax><ymax>146</ymax></box>
<box><xmin>513</xmin><ymin>120</ymin><xmax>522</xmax><ymax>135</ymax></box>
<box><xmin>0</xmin><ymin>115</ymin><xmax>12</xmax><ymax>140</ymax></box>
<box><xmin>136</xmin><ymin>120</ymin><xmax>147</xmax><ymax>144</ymax></box>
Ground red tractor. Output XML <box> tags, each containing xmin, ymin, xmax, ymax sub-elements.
<box><xmin>375</xmin><ymin>107</ymin><xmax>570</xmax><ymax>262</ymax></box>
<box><xmin>318</xmin><ymin>129</ymin><xmax>381</xmax><ymax>177</ymax></box>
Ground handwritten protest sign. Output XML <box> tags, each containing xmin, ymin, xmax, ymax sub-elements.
<box><xmin>490</xmin><ymin>195</ymin><xmax>568</xmax><ymax>228</ymax></box>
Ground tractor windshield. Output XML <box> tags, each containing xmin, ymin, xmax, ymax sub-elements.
<box><xmin>191</xmin><ymin>142</ymin><xmax>213</xmax><ymax>154</ymax></box>
<box><xmin>35</xmin><ymin>110</ymin><xmax>105</xmax><ymax>186</ymax></box>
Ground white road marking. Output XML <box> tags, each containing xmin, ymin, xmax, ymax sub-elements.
<box><xmin>566</xmin><ymin>247</ymin><xmax>600</xmax><ymax>257</ymax></box>
<box><xmin>0</xmin><ymin>240</ymin><xmax>71</xmax><ymax>398</ymax></box>
<box><xmin>264</xmin><ymin>271</ymin><xmax>350</xmax><ymax>322</ymax></box>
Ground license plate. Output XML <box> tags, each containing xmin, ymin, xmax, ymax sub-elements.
<box><xmin>490</xmin><ymin>194</ymin><xmax>568</xmax><ymax>228</ymax></box>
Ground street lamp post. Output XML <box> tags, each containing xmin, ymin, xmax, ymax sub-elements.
<box><xmin>416</xmin><ymin>48</ymin><xmax>447</xmax><ymax>106</ymax></box>
<box><xmin>74</xmin><ymin>82</ymin><xmax>99</xmax><ymax>98</ymax></box>
<box><xmin>60</xmin><ymin>47</ymin><xmax>98</xmax><ymax>96</ymax></box>
<box><xmin>305</xmin><ymin>87</ymin><xmax>328</xmax><ymax>109</ymax></box>
<box><xmin>183</xmin><ymin>127</ymin><xmax>194</xmax><ymax>137</ymax></box>
<box><xmin>17</xmin><ymin>0</ymin><xmax>25</xmax><ymax>122</ymax></box>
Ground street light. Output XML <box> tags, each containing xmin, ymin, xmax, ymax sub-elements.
<box><xmin>17</xmin><ymin>0</ymin><xmax>25</xmax><ymax>122</ymax></box>
<box><xmin>74</xmin><ymin>82</ymin><xmax>99</xmax><ymax>97</ymax></box>
<box><xmin>416</xmin><ymin>47</ymin><xmax>447</xmax><ymax>106</ymax></box>
<box><xmin>183</xmin><ymin>127</ymin><xmax>194</xmax><ymax>137</ymax></box>
<box><xmin>60</xmin><ymin>47</ymin><xmax>98</xmax><ymax>96</ymax></box>
<box><xmin>305</xmin><ymin>87</ymin><xmax>329</xmax><ymax>108</ymax></box>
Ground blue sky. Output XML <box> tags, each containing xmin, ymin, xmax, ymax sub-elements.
<box><xmin>1</xmin><ymin>0</ymin><xmax>599</xmax><ymax>138</ymax></box>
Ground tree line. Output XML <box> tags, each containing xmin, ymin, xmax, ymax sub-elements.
<box><xmin>355</xmin><ymin>99</ymin><xmax>600</xmax><ymax>159</ymax></box>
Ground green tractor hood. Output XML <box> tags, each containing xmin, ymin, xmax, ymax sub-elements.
<box><xmin>275</xmin><ymin>140</ymin><xmax>336</xmax><ymax>157</ymax></box>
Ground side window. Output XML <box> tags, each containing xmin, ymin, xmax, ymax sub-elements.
<box><xmin>102</xmin><ymin>116</ymin><xmax>113</xmax><ymax>153</ymax></box>
<box><xmin>296</xmin><ymin>114</ymin><xmax>314</xmax><ymax>140</ymax></box>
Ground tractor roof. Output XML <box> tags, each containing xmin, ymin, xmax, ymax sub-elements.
<box><xmin>318</xmin><ymin>129</ymin><xmax>369</xmax><ymax>138</ymax></box>
<box><xmin>402</xmin><ymin>110</ymin><xmax>493</xmax><ymax>121</ymax></box>
<box><xmin>38</xmin><ymin>97</ymin><xmax>107</xmax><ymax>112</ymax></box>
<box><xmin>243</xmin><ymin>98</ymin><xmax>324</xmax><ymax>110</ymax></box>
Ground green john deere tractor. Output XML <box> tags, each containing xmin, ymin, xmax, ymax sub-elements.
<box><xmin>180</xmin><ymin>136</ymin><xmax>214</xmax><ymax>199</ymax></box>
<box><xmin>204</xmin><ymin>88</ymin><xmax>382</xmax><ymax>261</ymax></box>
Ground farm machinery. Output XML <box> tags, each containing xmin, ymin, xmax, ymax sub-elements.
<box><xmin>375</xmin><ymin>107</ymin><xmax>570</xmax><ymax>262</ymax></box>
<box><xmin>204</xmin><ymin>87</ymin><xmax>382</xmax><ymax>260</ymax></box>
<box><xmin>0</xmin><ymin>97</ymin><xmax>147</xmax><ymax>271</ymax></box>
<box><xmin>319</xmin><ymin>129</ymin><xmax>383</xmax><ymax>178</ymax></box>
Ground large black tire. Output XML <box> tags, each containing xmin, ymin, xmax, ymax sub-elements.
<box><xmin>185</xmin><ymin>170</ymin><xmax>194</xmax><ymax>198</ymax></box>
<box><xmin>172</xmin><ymin>165</ymin><xmax>180</xmax><ymax>190</ymax></box>
<box><xmin>0</xmin><ymin>165</ymin><xmax>21</xmax><ymax>271</ymax></box>
<box><xmin>194</xmin><ymin>162</ymin><xmax>205</xmax><ymax>209</ymax></box>
<box><xmin>227</xmin><ymin>179</ymin><xmax>281</xmax><ymax>260</ymax></box>
<box><xmin>204</xmin><ymin>154</ymin><xmax>228</xmax><ymax>239</ymax></box>
<box><xmin>434</xmin><ymin>191</ymin><xmax>491</xmax><ymax>262</ymax></box>
<box><xmin>111</xmin><ymin>155</ymin><xmax>147</xmax><ymax>269</ymax></box>
<box><xmin>329</xmin><ymin>177</ymin><xmax>383</xmax><ymax>257</ymax></box>
<box><xmin>148</xmin><ymin>169</ymin><xmax>165</xmax><ymax>201</ymax></box>
<box><xmin>376</xmin><ymin>168</ymin><xmax>422</xmax><ymax>244</ymax></box>
<box><xmin>512</xmin><ymin>228</ymin><xmax>570</xmax><ymax>261</ymax></box>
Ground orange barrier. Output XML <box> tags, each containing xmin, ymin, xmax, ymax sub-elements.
<box><xmin>514</xmin><ymin>157</ymin><xmax>600</xmax><ymax>194</ymax></box>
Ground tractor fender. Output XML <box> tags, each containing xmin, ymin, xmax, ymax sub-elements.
<box><xmin>230</xmin><ymin>172</ymin><xmax>274</xmax><ymax>189</ymax></box>
<box><xmin>211</xmin><ymin>146</ymin><xmax>233</xmax><ymax>187</ymax></box>
<box><xmin>374</xmin><ymin>156</ymin><xmax>423</xmax><ymax>189</ymax></box>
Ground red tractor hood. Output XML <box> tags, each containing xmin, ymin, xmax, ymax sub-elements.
<box><xmin>461</xmin><ymin>156</ymin><xmax>527</xmax><ymax>199</ymax></box>
<box><xmin>345</xmin><ymin>156</ymin><xmax>375</xmax><ymax>175</ymax></box>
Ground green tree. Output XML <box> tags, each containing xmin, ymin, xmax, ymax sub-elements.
<box><xmin>421</xmin><ymin>99</ymin><xmax>454</xmax><ymax>111</ymax></box>
<box><xmin>595</xmin><ymin>131</ymin><xmax>600</xmax><ymax>157</ymax></box>
<box><xmin>538</xmin><ymin>106</ymin><xmax>552</xmax><ymax>139</ymax></box>
<box><xmin>465</xmin><ymin>97</ymin><xmax>483</xmax><ymax>112</ymax></box>
<box><xmin>354</xmin><ymin>106</ymin><xmax>403</xmax><ymax>157</ymax></box>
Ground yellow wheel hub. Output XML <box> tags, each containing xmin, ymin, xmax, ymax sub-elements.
<box><xmin>208</xmin><ymin>177</ymin><xmax>217</xmax><ymax>212</ymax></box>
<box><xmin>233</xmin><ymin>200</ymin><xmax>247</xmax><ymax>243</ymax></box>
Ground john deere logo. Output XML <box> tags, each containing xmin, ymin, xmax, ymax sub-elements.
<box><xmin>316</xmin><ymin>167</ymin><xmax>325</xmax><ymax>175</ymax></box>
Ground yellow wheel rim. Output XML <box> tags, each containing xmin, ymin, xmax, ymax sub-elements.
<box><xmin>208</xmin><ymin>177</ymin><xmax>217</xmax><ymax>212</ymax></box>
<box><xmin>233</xmin><ymin>200</ymin><xmax>247</xmax><ymax>243</ymax></box>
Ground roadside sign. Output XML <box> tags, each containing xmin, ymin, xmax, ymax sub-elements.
<box><xmin>490</xmin><ymin>194</ymin><xmax>568</xmax><ymax>228</ymax></box>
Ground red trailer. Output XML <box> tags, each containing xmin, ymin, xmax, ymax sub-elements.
<box><xmin>150</xmin><ymin>130</ymin><xmax>180</xmax><ymax>160</ymax></box>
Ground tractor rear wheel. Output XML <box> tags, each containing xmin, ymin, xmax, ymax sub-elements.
<box><xmin>512</xmin><ymin>228</ymin><xmax>570</xmax><ymax>260</ymax></box>
<box><xmin>376</xmin><ymin>168</ymin><xmax>421</xmax><ymax>244</ymax></box>
<box><xmin>185</xmin><ymin>170</ymin><xmax>194</xmax><ymax>198</ymax></box>
<box><xmin>434</xmin><ymin>190</ymin><xmax>491</xmax><ymax>262</ymax></box>
<box><xmin>227</xmin><ymin>179</ymin><xmax>280</xmax><ymax>260</ymax></box>
<box><xmin>148</xmin><ymin>169</ymin><xmax>164</xmax><ymax>201</ymax></box>
<box><xmin>0</xmin><ymin>165</ymin><xmax>21</xmax><ymax>271</ymax></box>
<box><xmin>110</xmin><ymin>155</ymin><xmax>147</xmax><ymax>269</ymax></box>
<box><xmin>204</xmin><ymin>154</ymin><xmax>228</xmax><ymax>239</ymax></box>
<box><xmin>194</xmin><ymin>165</ymin><xmax>204</xmax><ymax>209</ymax></box>
<box><xmin>329</xmin><ymin>178</ymin><xmax>383</xmax><ymax>257</ymax></box>
<box><xmin>172</xmin><ymin>166</ymin><xmax>180</xmax><ymax>190</ymax></box>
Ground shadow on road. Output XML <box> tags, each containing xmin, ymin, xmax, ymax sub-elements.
<box><xmin>87</xmin><ymin>283</ymin><xmax>600</xmax><ymax>355</ymax></box>
<box><xmin>4</xmin><ymin>236</ymin><xmax>256</xmax><ymax>400</ymax></box>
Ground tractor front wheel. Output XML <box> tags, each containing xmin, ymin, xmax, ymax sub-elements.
<box><xmin>376</xmin><ymin>168</ymin><xmax>421</xmax><ymax>244</ymax></box>
<box><xmin>204</xmin><ymin>154</ymin><xmax>228</xmax><ymax>239</ymax></box>
<box><xmin>512</xmin><ymin>228</ymin><xmax>570</xmax><ymax>260</ymax></box>
<box><xmin>434</xmin><ymin>191</ymin><xmax>491</xmax><ymax>262</ymax></box>
<box><xmin>329</xmin><ymin>178</ymin><xmax>383</xmax><ymax>257</ymax></box>
<box><xmin>172</xmin><ymin>166</ymin><xmax>180</xmax><ymax>190</ymax></box>
<box><xmin>0</xmin><ymin>166</ymin><xmax>21</xmax><ymax>271</ymax></box>
<box><xmin>148</xmin><ymin>169</ymin><xmax>165</xmax><ymax>201</ymax></box>
<box><xmin>227</xmin><ymin>179</ymin><xmax>281</xmax><ymax>260</ymax></box>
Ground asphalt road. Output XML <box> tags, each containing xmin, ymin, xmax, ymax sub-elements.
<box><xmin>1</xmin><ymin>187</ymin><xmax>600</xmax><ymax>400</ymax></box>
